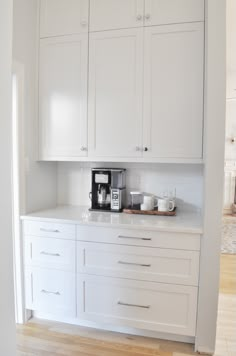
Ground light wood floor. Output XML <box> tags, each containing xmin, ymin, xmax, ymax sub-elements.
<box><xmin>17</xmin><ymin>254</ymin><xmax>236</xmax><ymax>356</ymax></box>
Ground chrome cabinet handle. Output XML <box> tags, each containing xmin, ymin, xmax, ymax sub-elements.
<box><xmin>41</xmin><ymin>289</ymin><xmax>60</xmax><ymax>296</ymax></box>
<box><xmin>231</xmin><ymin>137</ymin><xmax>236</xmax><ymax>144</ymax></box>
<box><xmin>40</xmin><ymin>251</ymin><xmax>60</xmax><ymax>257</ymax></box>
<box><xmin>118</xmin><ymin>301</ymin><xmax>150</xmax><ymax>309</ymax></box>
<box><xmin>40</xmin><ymin>228</ymin><xmax>60</xmax><ymax>233</ymax></box>
<box><xmin>118</xmin><ymin>261</ymin><xmax>151</xmax><ymax>268</ymax></box>
<box><xmin>81</xmin><ymin>146</ymin><xmax>87</xmax><ymax>151</ymax></box>
<box><xmin>136</xmin><ymin>14</ymin><xmax>142</xmax><ymax>21</ymax></box>
<box><xmin>118</xmin><ymin>235</ymin><xmax>152</xmax><ymax>241</ymax></box>
<box><xmin>145</xmin><ymin>14</ymin><xmax>151</xmax><ymax>20</ymax></box>
<box><xmin>144</xmin><ymin>147</ymin><xmax>149</xmax><ymax>152</ymax></box>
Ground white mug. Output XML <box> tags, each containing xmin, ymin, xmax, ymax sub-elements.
<box><xmin>142</xmin><ymin>195</ymin><xmax>158</xmax><ymax>211</ymax></box>
<box><xmin>158</xmin><ymin>198</ymin><xmax>175</xmax><ymax>212</ymax></box>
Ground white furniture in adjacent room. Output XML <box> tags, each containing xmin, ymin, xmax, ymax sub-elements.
<box><xmin>223</xmin><ymin>0</ymin><xmax>236</xmax><ymax>212</ymax></box>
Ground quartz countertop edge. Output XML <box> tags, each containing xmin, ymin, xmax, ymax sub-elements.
<box><xmin>20</xmin><ymin>205</ymin><xmax>203</xmax><ymax>235</ymax></box>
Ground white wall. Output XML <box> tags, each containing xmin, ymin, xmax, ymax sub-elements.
<box><xmin>195</xmin><ymin>0</ymin><xmax>226</xmax><ymax>353</ymax></box>
<box><xmin>57</xmin><ymin>162</ymin><xmax>203</xmax><ymax>211</ymax></box>
<box><xmin>13</xmin><ymin>0</ymin><xmax>57</xmax><ymax>214</ymax></box>
<box><xmin>0</xmin><ymin>0</ymin><xmax>16</xmax><ymax>355</ymax></box>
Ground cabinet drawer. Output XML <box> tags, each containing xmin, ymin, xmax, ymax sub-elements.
<box><xmin>77</xmin><ymin>242</ymin><xmax>199</xmax><ymax>286</ymax></box>
<box><xmin>24</xmin><ymin>236</ymin><xmax>76</xmax><ymax>271</ymax></box>
<box><xmin>25</xmin><ymin>267</ymin><xmax>76</xmax><ymax>317</ymax></box>
<box><xmin>23</xmin><ymin>220</ymin><xmax>76</xmax><ymax>240</ymax></box>
<box><xmin>77</xmin><ymin>225</ymin><xmax>200</xmax><ymax>251</ymax></box>
<box><xmin>77</xmin><ymin>274</ymin><xmax>198</xmax><ymax>336</ymax></box>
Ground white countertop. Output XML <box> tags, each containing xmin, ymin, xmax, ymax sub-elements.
<box><xmin>21</xmin><ymin>205</ymin><xmax>203</xmax><ymax>234</ymax></box>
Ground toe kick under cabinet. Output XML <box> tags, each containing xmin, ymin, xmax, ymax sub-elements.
<box><xmin>23</xmin><ymin>219</ymin><xmax>201</xmax><ymax>338</ymax></box>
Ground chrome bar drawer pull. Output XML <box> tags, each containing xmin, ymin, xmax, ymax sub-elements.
<box><xmin>118</xmin><ymin>301</ymin><xmax>150</xmax><ymax>309</ymax></box>
<box><xmin>40</xmin><ymin>228</ymin><xmax>60</xmax><ymax>233</ymax></box>
<box><xmin>40</xmin><ymin>251</ymin><xmax>60</xmax><ymax>257</ymax></box>
<box><xmin>41</xmin><ymin>289</ymin><xmax>60</xmax><ymax>296</ymax></box>
<box><xmin>118</xmin><ymin>261</ymin><xmax>151</xmax><ymax>268</ymax></box>
<box><xmin>118</xmin><ymin>235</ymin><xmax>152</xmax><ymax>241</ymax></box>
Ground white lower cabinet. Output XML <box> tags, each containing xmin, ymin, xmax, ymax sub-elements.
<box><xmin>23</xmin><ymin>219</ymin><xmax>200</xmax><ymax>338</ymax></box>
<box><xmin>25</xmin><ymin>267</ymin><xmax>76</xmax><ymax>317</ymax></box>
<box><xmin>77</xmin><ymin>274</ymin><xmax>198</xmax><ymax>337</ymax></box>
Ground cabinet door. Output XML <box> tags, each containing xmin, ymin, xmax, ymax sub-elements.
<box><xmin>227</xmin><ymin>0</ymin><xmax>236</xmax><ymax>99</ymax></box>
<box><xmin>143</xmin><ymin>23</ymin><xmax>204</xmax><ymax>159</ymax></box>
<box><xmin>40</xmin><ymin>0</ymin><xmax>89</xmax><ymax>38</ymax></box>
<box><xmin>77</xmin><ymin>274</ymin><xmax>198</xmax><ymax>336</ymax></box>
<box><xmin>25</xmin><ymin>267</ymin><xmax>76</xmax><ymax>317</ymax></box>
<box><xmin>90</xmin><ymin>0</ymin><xmax>144</xmax><ymax>32</ymax></box>
<box><xmin>39</xmin><ymin>35</ymin><xmax>88</xmax><ymax>159</ymax></box>
<box><xmin>144</xmin><ymin>0</ymin><xmax>205</xmax><ymax>26</ymax></box>
<box><xmin>88</xmin><ymin>29</ymin><xmax>143</xmax><ymax>158</ymax></box>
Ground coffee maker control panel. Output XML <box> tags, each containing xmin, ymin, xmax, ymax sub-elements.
<box><xmin>111</xmin><ymin>189</ymin><xmax>121</xmax><ymax>211</ymax></box>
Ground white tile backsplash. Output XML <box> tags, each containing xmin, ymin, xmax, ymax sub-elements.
<box><xmin>57</xmin><ymin>162</ymin><xmax>203</xmax><ymax>211</ymax></box>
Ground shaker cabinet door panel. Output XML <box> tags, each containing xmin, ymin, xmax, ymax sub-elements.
<box><xmin>143</xmin><ymin>23</ymin><xmax>204</xmax><ymax>159</ymax></box>
<box><xmin>39</xmin><ymin>35</ymin><xmax>88</xmax><ymax>159</ymax></box>
<box><xmin>88</xmin><ymin>29</ymin><xmax>143</xmax><ymax>158</ymax></box>
<box><xmin>144</xmin><ymin>0</ymin><xmax>205</xmax><ymax>26</ymax></box>
<box><xmin>40</xmin><ymin>0</ymin><xmax>89</xmax><ymax>38</ymax></box>
<box><xmin>89</xmin><ymin>0</ymin><xmax>144</xmax><ymax>32</ymax></box>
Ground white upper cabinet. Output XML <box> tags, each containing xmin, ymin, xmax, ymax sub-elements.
<box><xmin>39</xmin><ymin>35</ymin><xmax>88</xmax><ymax>159</ymax></box>
<box><xmin>40</xmin><ymin>0</ymin><xmax>89</xmax><ymax>38</ymax></box>
<box><xmin>38</xmin><ymin>0</ymin><xmax>205</xmax><ymax>162</ymax></box>
<box><xmin>227</xmin><ymin>0</ymin><xmax>236</xmax><ymax>99</ymax></box>
<box><xmin>144</xmin><ymin>0</ymin><xmax>205</xmax><ymax>26</ymax></box>
<box><xmin>88</xmin><ymin>28</ymin><xmax>143</xmax><ymax>158</ymax></box>
<box><xmin>143</xmin><ymin>23</ymin><xmax>204</xmax><ymax>159</ymax></box>
<box><xmin>89</xmin><ymin>0</ymin><xmax>145</xmax><ymax>32</ymax></box>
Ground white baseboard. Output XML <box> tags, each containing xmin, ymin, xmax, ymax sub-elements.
<box><xmin>32</xmin><ymin>311</ymin><xmax>195</xmax><ymax>345</ymax></box>
<box><xmin>195</xmin><ymin>346</ymin><xmax>214</xmax><ymax>355</ymax></box>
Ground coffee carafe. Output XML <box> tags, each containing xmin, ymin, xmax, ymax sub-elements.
<box><xmin>97</xmin><ymin>184</ymin><xmax>110</xmax><ymax>208</ymax></box>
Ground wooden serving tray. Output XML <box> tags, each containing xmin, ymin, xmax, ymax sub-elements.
<box><xmin>123</xmin><ymin>207</ymin><xmax>177</xmax><ymax>216</ymax></box>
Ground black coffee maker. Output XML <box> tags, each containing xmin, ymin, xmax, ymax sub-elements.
<box><xmin>90</xmin><ymin>168</ymin><xmax>126</xmax><ymax>212</ymax></box>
